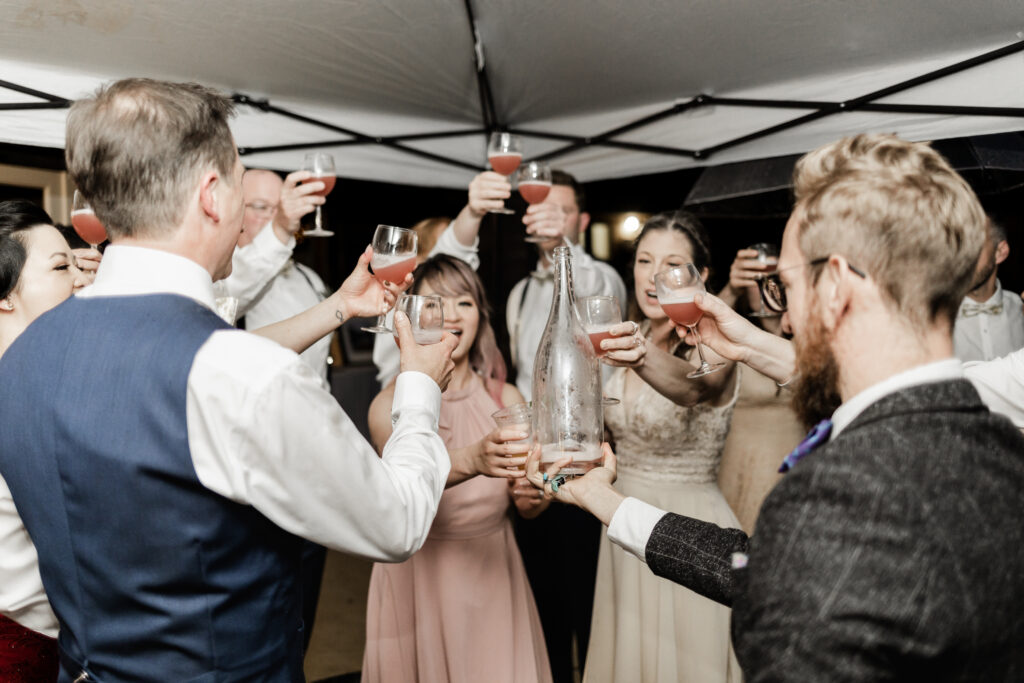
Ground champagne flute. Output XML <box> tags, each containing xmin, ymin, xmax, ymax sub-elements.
<box><xmin>392</xmin><ymin>294</ymin><xmax>443</xmax><ymax>344</ymax></box>
<box><xmin>654</xmin><ymin>264</ymin><xmax>725</xmax><ymax>378</ymax></box>
<box><xmin>362</xmin><ymin>225</ymin><xmax>418</xmax><ymax>334</ymax></box>
<box><xmin>577</xmin><ymin>295</ymin><xmax>623</xmax><ymax>406</ymax></box>
<box><xmin>70</xmin><ymin>191</ymin><xmax>107</xmax><ymax>250</ymax></box>
<box><xmin>748</xmin><ymin>243</ymin><xmax>779</xmax><ymax>318</ymax></box>
<box><xmin>487</xmin><ymin>132</ymin><xmax>522</xmax><ymax>214</ymax></box>
<box><xmin>302</xmin><ymin>152</ymin><xmax>336</xmax><ymax>237</ymax></box>
<box><xmin>516</xmin><ymin>161</ymin><xmax>553</xmax><ymax>243</ymax></box>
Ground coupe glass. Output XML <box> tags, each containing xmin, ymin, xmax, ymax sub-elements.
<box><xmin>302</xmin><ymin>152</ymin><xmax>336</xmax><ymax>237</ymax></box>
<box><xmin>362</xmin><ymin>225</ymin><xmax>418</xmax><ymax>334</ymax></box>
<box><xmin>654</xmin><ymin>264</ymin><xmax>725</xmax><ymax>378</ymax></box>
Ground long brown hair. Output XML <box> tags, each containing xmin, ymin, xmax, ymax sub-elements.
<box><xmin>411</xmin><ymin>255</ymin><xmax>507</xmax><ymax>404</ymax></box>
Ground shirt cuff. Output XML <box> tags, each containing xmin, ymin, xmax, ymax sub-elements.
<box><xmin>607</xmin><ymin>496</ymin><xmax>668</xmax><ymax>562</ymax></box>
<box><xmin>254</xmin><ymin>220</ymin><xmax>295</xmax><ymax>253</ymax></box>
<box><xmin>392</xmin><ymin>371</ymin><xmax>442</xmax><ymax>430</ymax></box>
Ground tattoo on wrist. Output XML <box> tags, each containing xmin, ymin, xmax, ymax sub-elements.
<box><xmin>335</xmin><ymin>310</ymin><xmax>346</xmax><ymax>325</ymax></box>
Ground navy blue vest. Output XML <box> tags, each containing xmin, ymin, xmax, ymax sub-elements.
<box><xmin>0</xmin><ymin>295</ymin><xmax>304</xmax><ymax>682</ymax></box>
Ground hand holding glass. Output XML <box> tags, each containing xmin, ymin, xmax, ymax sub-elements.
<box><xmin>70</xmin><ymin>191</ymin><xmax>107</xmax><ymax>250</ymax></box>
<box><xmin>577</xmin><ymin>295</ymin><xmax>624</xmax><ymax>406</ymax></box>
<box><xmin>362</xmin><ymin>225</ymin><xmax>418</xmax><ymax>334</ymax></box>
<box><xmin>654</xmin><ymin>264</ymin><xmax>725</xmax><ymax>378</ymax></box>
<box><xmin>517</xmin><ymin>161</ymin><xmax>554</xmax><ymax>243</ymax></box>
<box><xmin>392</xmin><ymin>294</ymin><xmax>443</xmax><ymax>344</ymax></box>
<box><xmin>302</xmin><ymin>152</ymin><xmax>336</xmax><ymax>237</ymax></box>
<box><xmin>492</xmin><ymin>402</ymin><xmax>533</xmax><ymax>472</ymax></box>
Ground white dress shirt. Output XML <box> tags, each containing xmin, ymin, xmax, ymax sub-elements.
<box><xmin>506</xmin><ymin>241</ymin><xmax>627</xmax><ymax>400</ymax></box>
<box><xmin>964</xmin><ymin>349</ymin><xmax>1024</xmax><ymax>430</ymax></box>
<box><xmin>606</xmin><ymin>358</ymin><xmax>965</xmax><ymax>562</ymax></box>
<box><xmin>79</xmin><ymin>245</ymin><xmax>450</xmax><ymax>561</ymax></box>
<box><xmin>953</xmin><ymin>281</ymin><xmax>1024</xmax><ymax>362</ymax></box>
<box><xmin>0</xmin><ymin>476</ymin><xmax>57</xmax><ymax>636</ymax></box>
<box><xmin>242</xmin><ymin>260</ymin><xmax>332</xmax><ymax>380</ymax></box>
<box><xmin>214</xmin><ymin>222</ymin><xmax>295</xmax><ymax>312</ymax></box>
<box><xmin>372</xmin><ymin>225</ymin><xmax>481</xmax><ymax>387</ymax></box>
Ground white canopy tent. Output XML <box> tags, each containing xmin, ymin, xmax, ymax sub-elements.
<box><xmin>0</xmin><ymin>0</ymin><xmax>1021</xmax><ymax>189</ymax></box>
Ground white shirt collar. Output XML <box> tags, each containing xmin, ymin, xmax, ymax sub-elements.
<box><xmin>830</xmin><ymin>358</ymin><xmax>964</xmax><ymax>440</ymax></box>
<box><xmin>78</xmin><ymin>244</ymin><xmax>217</xmax><ymax>310</ymax></box>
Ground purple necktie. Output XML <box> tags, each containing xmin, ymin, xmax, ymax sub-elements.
<box><xmin>778</xmin><ymin>419</ymin><xmax>833</xmax><ymax>473</ymax></box>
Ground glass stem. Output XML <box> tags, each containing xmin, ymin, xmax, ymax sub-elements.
<box><xmin>315</xmin><ymin>206</ymin><xmax>323</xmax><ymax>231</ymax></box>
<box><xmin>689</xmin><ymin>325</ymin><xmax>710</xmax><ymax>369</ymax></box>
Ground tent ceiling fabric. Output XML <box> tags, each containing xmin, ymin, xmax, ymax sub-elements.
<box><xmin>0</xmin><ymin>0</ymin><xmax>1021</xmax><ymax>188</ymax></box>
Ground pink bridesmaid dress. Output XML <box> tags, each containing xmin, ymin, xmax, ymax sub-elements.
<box><xmin>362</xmin><ymin>378</ymin><xmax>552</xmax><ymax>683</ymax></box>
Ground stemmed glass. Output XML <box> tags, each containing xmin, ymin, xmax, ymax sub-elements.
<box><xmin>487</xmin><ymin>132</ymin><xmax>522</xmax><ymax>214</ymax></box>
<box><xmin>516</xmin><ymin>161</ymin><xmax>553</xmax><ymax>243</ymax></box>
<box><xmin>302</xmin><ymin>152</ymin><xmax>337</xmax><ymax>237</ymax></box>
<box><xmin>362</xmin><ymin>225</ymin><xmax>418</xmax><ymax>334</ymax></box>
<box><xmin>392</xmin><ymin>294</ymin><xmax>444</xmax><ymax>344</ymax></box>
<box><xmin>654</xmin><ymin>264</ymin><xmax>725</xmax><ymax>378</ymax></box>
<box><xmin>748</xmin><ymin>243</ymin><xmax>780</xmax><ymax>318</ymax></box>
<box><xmin>577</xmin><ymin>295</ymin><xmax>623</xmax><ymax>406</ymax></box>
<box><xmin>70</xmin><ymin>191</ymin><xmax>107</xmax><ymax>251</ymax></box>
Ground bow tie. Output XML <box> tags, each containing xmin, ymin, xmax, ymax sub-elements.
<box><xmin>779</xmin><ymin>419</ymin><xmax>832</xmax><ymax>473</ymax></box>
<box><xmin>530</xmin><ymin>268</ymin><xmax>554</xmax><ymax>281</ymax></box>
<box><xmin>961</xmin><ymin>301</ymin><xmax>1003</xmax><ymax>317</ymax></box>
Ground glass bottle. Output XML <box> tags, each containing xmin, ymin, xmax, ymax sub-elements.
<box><xmin>531</xmin><ymin>246</ymin><xmax>604</xmax><ymax>476</ymax></box>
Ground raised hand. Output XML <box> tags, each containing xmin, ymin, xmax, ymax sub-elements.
<box><xmin>468</xmin><ymin>171</ymin><xmax>513</xmax><ymax>218</ymax></box>
<box><xmin>72</xmin><ymin>247</ymin><xmax>102</xmax><ymax>284</ymax></box>
<box><xmin>522</xmin><ymin>202</ymin><xmax>568</xmax><ymax>243</ymax></box>
<box><xmin>274</xmin><ymin>170</ymin><xmax>326</xmax><ymax>238</ymax></box>
<box><xmin>335</xmin><ymin>246</ymin><xmax>411</xmax><ymax>321</ymax></box>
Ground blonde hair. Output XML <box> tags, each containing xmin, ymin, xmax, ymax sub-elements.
<box><xmin>412</xmin><ymin>217</ymin><xmax>450</xmax><ymax>257</ymax></box>
<box><xmin>793</xmin><ymin>134</ymin><xmax>986</xmax><ymax>329</ymax></box>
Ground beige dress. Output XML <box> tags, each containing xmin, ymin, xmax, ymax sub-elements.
<box><xmin>362</xmin><ymin>379</ymin><xmax>552</xmax><ymax>683</ymax></box>
<box><xmin>584</xmin><ymin>364</ymin><xmax>743</xmax><ymax>683</ymax></box>
<box><xmin>717</xmin><ymin>366</ymin><xmax>803</xmax><ymax>534</ymax></box>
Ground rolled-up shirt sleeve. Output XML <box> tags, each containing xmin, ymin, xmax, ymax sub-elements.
<box><xmin>214</xmin><ymin>222</ymin><xmax>294</xmax><ymax>313</ymax></box>
<box><xmin>186</xmin><ymin>330</ymin><xmax>449</xmax><ymax>562</ymax></box>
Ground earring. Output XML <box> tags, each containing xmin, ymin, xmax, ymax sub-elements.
<box><xmin>0</xmin><ymin>297</ymin><xmax>13</xmax><ymax>311</ymax></box>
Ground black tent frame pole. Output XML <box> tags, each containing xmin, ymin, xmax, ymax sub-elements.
<box><xmin>462</xmin><ymin>0</ymin><xmax>500</xmax><ymax>133</ymax></box>
<box><xmin>0</xmin><ymin>79</ymin><xmax>68</xmax><ymax>104</ymax></box>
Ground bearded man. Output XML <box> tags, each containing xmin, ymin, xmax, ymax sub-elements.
<box><xmin>527</xmin><ymin>134</ymin><xmax>1024</xmax><ymax>681</ymax></box>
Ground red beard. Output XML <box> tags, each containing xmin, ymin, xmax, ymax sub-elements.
<box><xmin>791</xmin><ymin>306</ymin><xmax>842</xmax><ymax>430</ymax></box>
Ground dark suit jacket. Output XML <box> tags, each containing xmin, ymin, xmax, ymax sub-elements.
<box><xmin>644</xmin><ymin>379</ymin><xmax>1024</xmax><ymax>681</ymax></box>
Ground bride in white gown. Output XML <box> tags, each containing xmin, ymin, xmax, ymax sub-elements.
<box><xmin>584</xmin><ymin>211</ymin><xmax>742</xmax><ymax>683</ymax></box>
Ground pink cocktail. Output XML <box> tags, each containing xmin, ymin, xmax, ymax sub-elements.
<box><xmin>70</xmin><ymin>210</ymin><xmax>107</xmax><ymax>247</ymax></box>
<box><xmin>489</xmin><ymin>154</ymin><xmax>522</xmax><ymax>176</ymax></box>
<box><xmin>371</xmin><ymin>255</ymin><xmax>417</xmax><ymax>285</ymax></box>
<box><xmin>308</xmin><ymin>175</ymin><xmax>336</xmax><ymax>197</ymax></box>
<box><xmin>660</xmin><ymin>299</ymin><xmax>702</xmax><ymax>327</ymax></box>
<box><xmin>519</xmin><ymin>181</ymin><xmax>551</xmax><ymax>204</ymax></box>
<box><xmin>587</xmin><ymin>328</ymin><xmax>615</xmax><ymax>356</ymax></box>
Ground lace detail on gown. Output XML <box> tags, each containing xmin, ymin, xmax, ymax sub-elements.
<box><xmin>604</xmin><ymin>364</ymin><xmax>740</xmax><ymax>482</ymax></box>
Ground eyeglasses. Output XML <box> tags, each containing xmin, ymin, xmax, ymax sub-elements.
<box><xmin>244</xmin><ymin>202</ymin><xmax>278</xmax><ymax>215</ymax></box>
<box><xmin>757</xmin><ymin>257</ymin><xmax>867</xmax><ymax>313</ymax></box>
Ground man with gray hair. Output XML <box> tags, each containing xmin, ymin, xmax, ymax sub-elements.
<box><xmin>532</xmin><ymin>134</ymin><xmax>1024</xmax><ymax>680</ymax></box>
<box><xmin>0</xmin><ymin>78</ymin><xmax>458</xmax><ymax>681</ymax></box>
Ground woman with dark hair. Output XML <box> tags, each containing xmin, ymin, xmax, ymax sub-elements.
<box><xmin>363</xmin><ymin>254</ymin><xmax>552</xmax><ymax>683</ymax></box>
<box><xmin>583</xmin><ymin>211</ymin><xmax>742</xmax><ymax>683</ymax></box>
<box><xmin>0</xmin><ymin>200</ymin><xmax>88</xmax><ymax>680</ymax></box>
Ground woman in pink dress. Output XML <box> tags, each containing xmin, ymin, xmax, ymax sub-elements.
<box><xmin>363</xmin><ymin>254</ymin><xmax>552</xmax><ymax>683</ymax></box>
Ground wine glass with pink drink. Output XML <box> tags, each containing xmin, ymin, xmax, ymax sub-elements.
<box><xmin>362</xmin><ymin>225</ymin><xmax>418</xmax><ymax>334</ymax></box>
<box><xmin>516</xmin><ymin>161</ymin><xmax>553</xmax><ymax>243</ymax></box>
<box><xmin>487</xmin><ymin>132</ymin><xmax>522</xmax><ymax>214</ymax></box>
<box><xmin>654</xmin><ymin>264</ymin><xmax>725</xmax><ymax>378</ymax></box>
<box><xmin>70</xmin><ymin>191</ymin><xmax>107</xmax><ymax>251</ymax></box>
<box><xmin>577</xmin><ymin>295</ymin><xmax>623</xmax><ymax>406</ymax></box>
<box><xmin>302</xmin><ymin>152</ymin><xmax>336</xmax><ymax>237</ymax></box>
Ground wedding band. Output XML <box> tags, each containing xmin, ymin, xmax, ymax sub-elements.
<box><xmin>634</xmin><ymin>334</ymin><xmax>642</xmax><ymax>348</ymax></box>
<box><xmin>629</xmin><ymin>321</ymin><xmax>640</xmax><ymax>336</ymax></box>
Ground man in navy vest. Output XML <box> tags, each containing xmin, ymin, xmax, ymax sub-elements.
<box><xmin>0</xmin><ymin>78</ymin><xmax>458</xmax><ymax>681</ymax></box>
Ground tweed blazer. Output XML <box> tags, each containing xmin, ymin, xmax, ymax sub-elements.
<box><xmin>644</xmin><ymin>379</ymin><xmax>1024</xmax><ymax>682</ymax></box>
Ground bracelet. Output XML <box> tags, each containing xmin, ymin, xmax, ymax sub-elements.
<box><xmin>776</xmin><ymin>371</ymin><xmax>799</xmax><ymax>388</ymax></box>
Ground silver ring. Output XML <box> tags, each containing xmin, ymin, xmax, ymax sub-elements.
<box><xmin>630</xmin><ymin>321</ymin><xmax>640</xmax><ymax>336</ymax></box>
<box><xmin>634</xmin><ymin>334</ymin><xmax>643</xmax><ymax>348</ymax></box>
